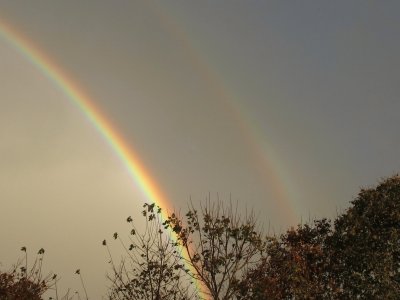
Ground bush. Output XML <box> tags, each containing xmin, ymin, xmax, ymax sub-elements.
<box><xmin>0</xmin><ymin>247</ymin><xmax>54</xmax><ymax>300</ymax></box>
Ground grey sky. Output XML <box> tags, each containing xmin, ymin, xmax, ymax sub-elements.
<box><xmin>1</xmin><ymin>1</ymin><xmax>399</xmax><ymax>298</ymax></box>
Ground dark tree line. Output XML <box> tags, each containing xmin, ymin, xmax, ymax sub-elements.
<box><xmin>236</xmin><ymin>175</ymin><xmax>400</xmax><ymax>299</ymax></box>
<box><xmin>106</xmin><ymin>175</ymin><xmax>399</xmax><ymax>299</ymax></box>
<box><xmin>1</xmin><ymin>175</ymin><xmax>399</xmax><ymax>299</ymax></box>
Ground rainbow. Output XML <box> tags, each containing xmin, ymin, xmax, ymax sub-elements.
<box><xmin>149</xmin><ymin>2</ymin><xmax>299</xmax><ymax>223</ymax></box>
<box><xmin>0</xmin><ymin>21</ymin><xmax>170</xmax><ymax>215</ymax></box>
<box><xmin>0</xmin><ymin>19</ymin><xmax>208</xmax><ymax>298</ymax></box>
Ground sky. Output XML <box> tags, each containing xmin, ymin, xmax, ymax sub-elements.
<box><xmin>1</xmin><ymin>1</ymin><xmax>400</xmax><ymax>298</ymax></box>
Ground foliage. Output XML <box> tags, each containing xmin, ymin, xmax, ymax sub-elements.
<box><xmin>164</xmin><ymin>201</ymin><xmax>266</xmax><ymax>300</ymax></box>
<box><xmin>2</xmin><ymin>175</ymin><xmax>399</xmax><ymax>299</ymax></box>
<box><xmin>236</xmin><ymin>219</ymin><xmax>335</xmax><ymax>299</ymax></box>
<box><xmin>0</xmin><ymin>247</ymin><xmax>61</xmax><ymax>300</ymax></box>
<box><xmin>104</xmin><ymin>203</ymin><xmax>196</xmax><ymax>300</ymax></box>
<box><xmin>238</xmin><ymin>175</ymin><xmax>400</xmax><ymax>299</ymax></box>
<box><xmin>0</xmin><ymin>249</ymin><xmax>89</xmax><ymax>300</ymax></box>
<box><xmin>329</xmin><ymin>175</ymin><xmax>400</xmax><ymax>298</ymax></box>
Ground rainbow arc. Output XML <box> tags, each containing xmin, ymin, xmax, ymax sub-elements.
<box><xmin>0</xmin><ymin>19</ymin><xmax>210</xmax><ymax>298</ymax></box>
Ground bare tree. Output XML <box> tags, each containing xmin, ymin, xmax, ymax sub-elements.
<box><xmin>104</xmin><ymin>203</ymin><xmax>198</xmax><ymax>300</ymax></box>
<box><xmin>164</xmin><ymin>200</ymin><xmax>266</xmax><ymax>300</ymax></box>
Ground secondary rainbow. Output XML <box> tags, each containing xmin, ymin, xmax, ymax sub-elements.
<box><xmin>0</xmin><ymin>19</ymin><xmax>208</xmax><ymax>298</ymax></box>
<box><xmin>150</xmin><ymin>2</ymin><xmax>298</xmax><ymax>223</ymax></box>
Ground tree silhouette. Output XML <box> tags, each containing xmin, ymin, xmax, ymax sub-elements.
<box><xmin>2</xmin><ymin>175</ymin><xmax>398</xmax><ymax>299</ymax></box>
<box><xmin>238</xmin><ymin>175</ymin><xmax>400</xmax><ymax>299</ymax></box>
<box><xmin>236</xmin><ymin>220</ymin><xmax>335</xmax><ymax>299</ymax></box>
<box><xmin>329</xmin><ymin>175</ymin><xmax>400</xmax><ymax>298</ymax></box>
<box><xmin>0</xmin><ymin>247</ymin><xmax>66</xmax><ymax>300</ymax></box>
<box><xmin>164</xmin><ymin>201</ymin><xmax>265</xmax><ymax>300</ymax></box>
<box><xmin>104</xmin><ymin>203</ymin><xmax>197</xmax><ymax>300</ymax></box>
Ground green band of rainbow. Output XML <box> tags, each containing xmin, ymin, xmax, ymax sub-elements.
<box><xmin>0</xmin><ymin>19</ymin><xmax>208</xmax><ymax>298</ymax></box>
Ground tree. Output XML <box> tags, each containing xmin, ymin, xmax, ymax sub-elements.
<box><xmin>0</xmin><ymin>247</ymin><xmax>63</xmax><ymax>300</ymax></box>
<box><xmin>238</xmin><ymin>175</ymin><xmax>400</xmax><ymax>299</ymax></box>
<box><xmin>329</xmin><ymin>175</ymin><xmax>400</xmax><ymax>298</ymax></box>
<box><xmin>104</xmin><ymin>203</ymin><xmax>197</xmax><ymax>300</ymax></box>
<box><xmin>237</xmin><ymin>219</ymin><xmax>335</xmax><ymax>299</ymax></box>
<box><xmin>164</xmin><ymin>201</ymin><xmax>266</xmax><ymax>300</ymax></box>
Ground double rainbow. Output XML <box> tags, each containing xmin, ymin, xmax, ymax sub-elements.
<box><xmin>1</xmin><ymin>9</ymin><xmax>298</xmax><ymax>296</ymax></box>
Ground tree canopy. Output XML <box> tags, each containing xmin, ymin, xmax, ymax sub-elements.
<box><xmin>238</xmin><ymin>175</ymin><xmax>400</xmax><ymax>299</ymax></box>
<box><xmin>329</xmin><ymin>175</ymin><xmax>400</xmax><ymax>298</ymax></box>
<box><xmin>1</xmin><ymin>175</ymin><xmax>399</xmax><ymax>299</ymax></box>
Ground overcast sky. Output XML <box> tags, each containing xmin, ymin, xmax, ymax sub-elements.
<box><xmin>1</xmin><ymin>1</ymin><xmax>399</xmax><ymax>298</ymax></box>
